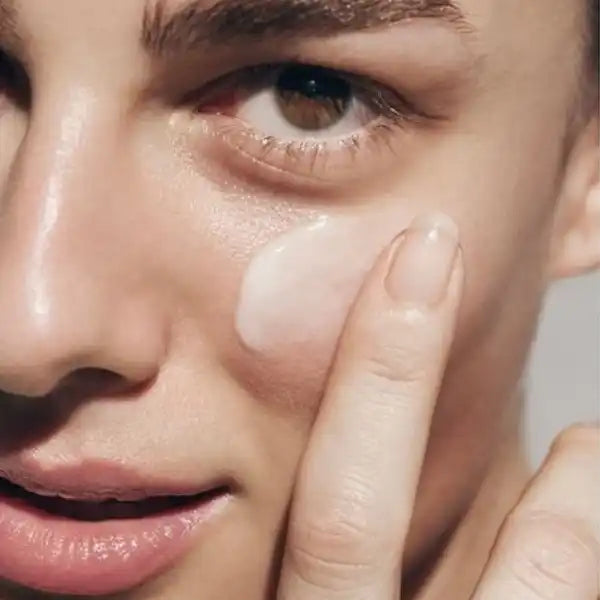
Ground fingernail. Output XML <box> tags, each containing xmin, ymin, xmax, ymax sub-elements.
<box><xmin>385</xmin><ymin>213</ymin><xmax>459</xmax><ymax>306</ymax></box>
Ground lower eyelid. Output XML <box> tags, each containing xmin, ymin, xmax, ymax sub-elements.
<box><xmin>212</xmin><ymin>118</ymin><xmax>342</xmax><ymax>187</ymax></box>
<box><xmin>194</xmin><ymin>114</ymin><xmax>405</xmax><ymax>193</ymax></box>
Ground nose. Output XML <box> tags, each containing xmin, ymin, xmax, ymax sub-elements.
<box><xmin>0</xmin><ymin>86</ymin><xmax>166</xmax><ymax>398</ymax></box>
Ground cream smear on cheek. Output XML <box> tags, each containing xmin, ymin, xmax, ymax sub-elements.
<box><xmin>235</xmin><ymin>208</ymin><xmax>412</xmax><ymax>354</ymax></box>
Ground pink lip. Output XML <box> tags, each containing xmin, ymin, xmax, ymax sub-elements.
<box><xmin>0</xmin><ymin>461</ymin><xmax>232</xmax><ymax>596</ymax></box>
<box><xmin>0</xmin><ymin>460</ymin><xmax>213</xmax><ymax>500</ymax></box>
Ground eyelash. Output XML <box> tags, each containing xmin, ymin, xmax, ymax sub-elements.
<box><xmin>188</xmin><ymin>63</ymin><xmax>436</xmax><ymax>182</ymax></box>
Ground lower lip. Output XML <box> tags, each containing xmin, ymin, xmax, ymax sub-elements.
<box><xmin>0</xmin><ymin>489</ymin><xmax>229</xmax><ymax>596</ymax></box>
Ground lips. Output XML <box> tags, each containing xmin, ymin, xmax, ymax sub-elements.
<box><xmin>0</xmin><ymin>474</ymin><xmax>221</xmax><ymax>520</ymax></box>
<box><xmin>0</xmin><ymin>460</ymin><xmax>215</xmax><ymax>501</ymax></box>
<box><xmin>0</xmin><ymin>461</ymin><xmax>232</xmax><ymax>596</ymax></box>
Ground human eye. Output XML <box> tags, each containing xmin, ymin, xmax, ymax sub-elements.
<box><xmin>188</xmin><ymin>63</ymin><xmax>439</xmax><ymax>189</ymax></box>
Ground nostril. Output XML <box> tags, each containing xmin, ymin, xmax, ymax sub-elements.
<box><xmin>0</xmin><ymin>49</ymin><xmax>32</xmax><ymax>110</ymax></box>
<box><xmin>52</xmin><ymin>368</ymin><xmax>154</xmax><ymax>403</ymax></box>
<box><xmin>0</xmin><ymin>368</ymin><xmax>155</xmax><ymax>454</ymax></box>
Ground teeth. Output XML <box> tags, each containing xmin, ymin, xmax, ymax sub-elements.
<box><xmin>26</xmin><ymin>487</ymin><xmax>169</xmax><ymax>502</ymax></box>
<box><xmin>0</xmin><ymin>476</ymin><xmax>226</xmax><ymax>521</ymax></box>
<box><xmin>28</xmin><ymin>487</ymin><xmax>60</xmax><ymax>499</ymax></box>
<box><xmin>22</xmin><ymin>495</ymin><xmax>190</xmax><ymax>521</ymax></box>
<box><xmin>0</xmin><ymin>474</ymin><xmax>224</xmax><ymax>502</ymax></box>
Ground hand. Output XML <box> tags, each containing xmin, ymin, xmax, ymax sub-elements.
<box><xmin>472</xmin><ymin>424</ymin><xmax>599</xmax><ymax>599</ymax></box>
<box><xmin>274</xmin><ymin>213</ymin><xmax>600</xmax><ymax>599</ymax></box>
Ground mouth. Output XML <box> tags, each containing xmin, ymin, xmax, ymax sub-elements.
<box><xmin>0</xmin><ymin>465</ymin><xmax>232</xmax><ymax>596</ymax></box>
<box><xmin>0</xmin><ymin>475</ymin><xmax>226</xmax><ymax>521</ymax></box>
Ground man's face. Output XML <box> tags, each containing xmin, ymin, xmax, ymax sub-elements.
<box><xmin>0</xmin><ymin>0</ymin><xmax>596</xmax><ymax>598</ymax></box>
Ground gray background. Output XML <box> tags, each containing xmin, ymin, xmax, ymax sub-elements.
<box><xmin>525</xmin><ymin>272</ymin><xmax>599</xmax><ymax>466</ymax></box>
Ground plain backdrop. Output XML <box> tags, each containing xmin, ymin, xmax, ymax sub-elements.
<box><xmin>525</xmin><ymin>271</ymin><xmax>599</xmax><ymax>466</ymax></box>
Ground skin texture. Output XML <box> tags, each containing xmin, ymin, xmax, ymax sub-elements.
<box><xmin>0</xmin><ymin>0</ymin><xmax>598</xmax><ymax>598</ymax></box>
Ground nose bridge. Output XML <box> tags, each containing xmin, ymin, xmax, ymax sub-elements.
<box><xmin>2</xmin><ymin>83</ymin><xmax>119</xmax><ymax>311</ymax></box>
<box><xmin>0</xmin><ymin>84</ymin><xmax>163</xmax><ymax>396</ymax></box>
<box><xmin>4</xmin><ymin>85</ymin><xmax>98</xmax><ymax>311</ymax></box>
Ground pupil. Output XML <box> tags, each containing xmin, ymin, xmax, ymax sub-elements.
<box><xmin>277</xmin><ymin>65</ymin><xmax>350</xmax><ymax>103</ymax></box>
<box><xmin>275</xmin><ymin>65</ymin><xmax>352</xmax><ymax>131</ymax></box>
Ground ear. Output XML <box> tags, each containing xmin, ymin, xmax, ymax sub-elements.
<box><xmin>549</xmin><ymin>115</ymin><xmax>600</xmax><ymax>280</ymax></box>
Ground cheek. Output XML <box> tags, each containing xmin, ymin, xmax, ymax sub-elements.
<box><xmin>235</xmin><ymin>210</ymin><xmax>413</xmax><ymax>358</ymax></box>
<box><xmin>232</xmin><ymin>196</ymin><xmax>549</xmax><ymax>415</ymax></box>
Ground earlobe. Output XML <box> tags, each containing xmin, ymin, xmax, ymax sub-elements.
<box><xmin>549</xmin><ymin>115</ymin><xmax>600</xmax><ymax>280</ymax></box>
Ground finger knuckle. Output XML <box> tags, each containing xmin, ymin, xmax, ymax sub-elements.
<box><xmin>348</xmin><ymin>309</ymin><xmax>436</xmax><ymax>388</ymax></box>
<box><xmin>500</xmin><ymin>510</ymin><xmax>599</xmax><ymax>597</ymax></box>
<box><xmin>362</xmin><ymin>349</ymin><xmax>428</xmax><ymax>389</ymax></box>
<box><xmin>551</xmin><ymin>424</ymin><xmax>600</xmax><ymax>458</ymax></box>
<box><xmin>287</xmin><ymin>506</ymin><xmax>395</xmax><ymax>590</ymax></box>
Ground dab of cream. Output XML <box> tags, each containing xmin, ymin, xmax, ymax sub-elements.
<box><xmin>235</xmin><ymin>210</ymin><xmax>408</xmax><ymax>354</ymax></box>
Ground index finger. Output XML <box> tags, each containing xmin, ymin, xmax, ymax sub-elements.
<box><xmin>277</xmin><ymin>213</ymin><xmax>464</xmax><ymax>600</ymax></box>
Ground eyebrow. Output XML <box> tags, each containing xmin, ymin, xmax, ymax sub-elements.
<box><xmin>142</xmin><ymin>0</ymin><xmax>470</xmax><ymax>57</ymax></box>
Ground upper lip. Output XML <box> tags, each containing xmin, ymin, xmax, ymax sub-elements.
<box><xmin>0</xmin><ymin>460</ymin><xmax>227</xmax><ymax>502</ymax></box>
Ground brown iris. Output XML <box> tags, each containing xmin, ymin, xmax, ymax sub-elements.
<box><xmin>275</xmin><ymin>65</ymin><xmax>352</xmax><ymax>131</ymax></box>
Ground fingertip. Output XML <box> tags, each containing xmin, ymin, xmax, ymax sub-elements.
<box><xmin>384</xmin><ymin>213</ymin><xmax>461</xmax><ymax>308</ymax></box>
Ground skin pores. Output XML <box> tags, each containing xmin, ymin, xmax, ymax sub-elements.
<box><xmin>235</xmin><ymin>206</ymin><xmax>416</xmax><ymax>355</ymax></box>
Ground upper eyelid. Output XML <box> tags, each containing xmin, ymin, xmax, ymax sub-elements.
<box><xmin>187</xmin><ymin>62</ymin><xmax>414</xmax><ymax>120</ymax></box>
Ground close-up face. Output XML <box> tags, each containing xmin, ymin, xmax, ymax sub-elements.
<box><xmin>0</xmin><ymin>0</ymin><xmax>598</xmax><ymax>598</ymax></box>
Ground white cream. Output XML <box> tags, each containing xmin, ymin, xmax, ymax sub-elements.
<box><xmin>235</xmin><ymin>209</ymin><xmax>410</xmax><ymax>353</ymax></box>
